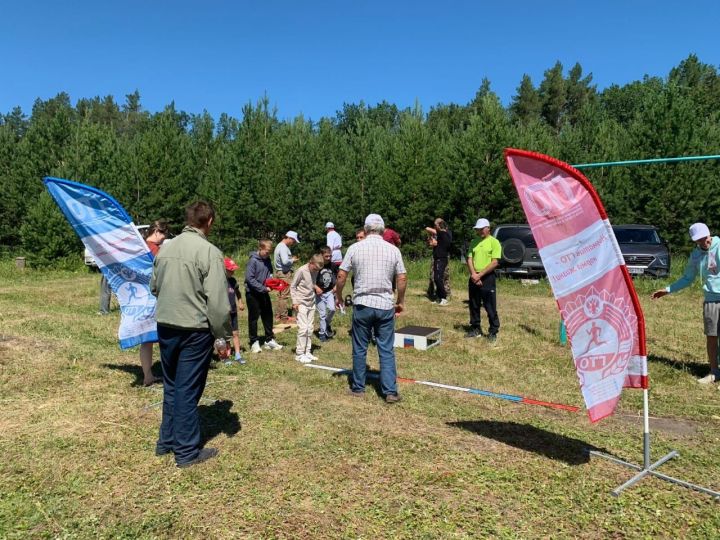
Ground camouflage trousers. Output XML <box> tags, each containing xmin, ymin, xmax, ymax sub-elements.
<box><xmin>427</xmin><ymin>258</ymin><xmax>451</xmax><ymax>299</ymax></box>
<box><xmin>274</xmin><ymin>270</ymin><xmax>293</xmax><ymax>319</ymax></box>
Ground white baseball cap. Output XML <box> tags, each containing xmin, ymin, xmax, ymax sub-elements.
<box><xmin>286</xmin><ymin>230</ymin><xmax>300</xmax><ymax>243</ymax></box>
<box><xmin>689</xmin><ymin>222</ymin><xmax>710</xmax><ymax>241</ymax></box>
<box><xmin>325</xmin><ymin>222</ymin><xmax>335</xmax><ymax>229</ymax></box>
<box><xmin>474</xmin><ymin>218</ymin><xmax>490</xmax><ymax>229</ymax></box>
<box><xmin>364</xmin><ymin>213</ymin><xmax>385</xmax><ymax>227</ymax></box>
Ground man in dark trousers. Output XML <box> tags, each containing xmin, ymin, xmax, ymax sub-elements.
<box><xmin>465</xmin><ymin>218</ymin><xmax>502</xmax><ymax>343</ymax></box>
<box><xmin>151</xmin><ymin>201</ymin><xmax>232</xmax><ymax>468</ymax></box>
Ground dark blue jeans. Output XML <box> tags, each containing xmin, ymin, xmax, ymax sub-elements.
<box><xmin>156</xmin><ymin>325</ymin><xmax>214</xmax><ymax>465</ymax></box>
<box><xmin>351</xmin><ymin>304</ymin><xmax>398</xmax><ymax>396</ymax></box>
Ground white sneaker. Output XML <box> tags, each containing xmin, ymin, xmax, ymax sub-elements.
<box><xmin>264</xmin><ymin>339</ymin><xmax>283</xmax><ymax>350</ymax></box>
<box><xmin>305</xmin><ymin>353</ymin><xmax>318</xmax><ymax>361</ymax></box>
<box><xmin>295</xmin><ymin>354</ymin><xmax>311</xmax><ymax>364</ymax></box>
<box><xmin>438</xmin><ymin>298</ymin><xmax>449</xmax><ymax>306</ymax></box>
<box><xmin>697</xmin><ymin>373</ymin><xmax>717</xmax><ymax>384</ymax></box>
<box><xmin>250</xmin><ymin>342</ymin><xmax>262</xmax><ymax>354</ymax></box>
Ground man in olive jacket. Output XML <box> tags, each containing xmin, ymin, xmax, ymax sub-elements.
<box><xmin>151</xmin><ymin>201</ymin><xmax>232</xmax><ymax>468</ymax></box>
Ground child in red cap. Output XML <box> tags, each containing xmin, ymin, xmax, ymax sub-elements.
<box><xmin>224</xmin><ymin>257</ymin><xmax>246</xmax><ymax>364</ymax></box>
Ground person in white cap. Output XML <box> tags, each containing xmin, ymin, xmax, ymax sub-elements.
<box><xmin>652</xmin><ymin>222</ymin><xmax>720</xmax><ymax>384</ymax></box>
<box><xmin>274</xmin><ymin>231</ymin><xmax>300</xmax><ymax>321</ymax></box>
<box><xmin>335</xmin><ymin>213</ymin><xmax>407</xmax><ymax>403</ymax></box>
<box><xmin>325</xmin><ymin>222</ymin><xmax>343</xmax><ymax>268</ymax></box>
<box><xmin>465</xmin><ymin>218</ymin><xmax>502</xmax><ymax>342</ymax></box>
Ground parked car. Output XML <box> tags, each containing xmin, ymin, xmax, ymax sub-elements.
<box><xmin>612</xmin><ymin>224</ymin><xmax>670</xmax><ymax>278</ymax></box>
<box><xmin>492</xmin><ymin>223</ymin><xmax>670</xmax><ymax>279</ymax></box>
<box><xmin>84</xmin><ymin>224</ymin><xmax>149</xmax><ymax>270</ymax></box>
<box><xmin>493</xmin><ymin>224</ymin><xmax>545</xmax><ymax>277</ymax></box>
<box><xmin>84</xmin><ymin>247</ymin><xmax>99</xmax><ymax>270</ymax></box>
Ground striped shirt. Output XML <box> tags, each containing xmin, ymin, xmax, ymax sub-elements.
<box><xmin>340</xmin><ymin>234</ymin><xmax>406</xmax><ymax>310</ymax></box>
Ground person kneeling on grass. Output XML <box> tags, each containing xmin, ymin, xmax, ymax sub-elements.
<box><xmin>291</xmin><ymin>253</ymin><xmax>324</xmax><ymax>363</ymax></box>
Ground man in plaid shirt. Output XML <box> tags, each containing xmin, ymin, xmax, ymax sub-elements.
<box><xmin>335</xmin><ymin>214</ymin><xmax>407</xmax><ymax>403</ymax></box>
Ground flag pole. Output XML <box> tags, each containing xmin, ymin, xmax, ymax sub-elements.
<box><xmin>571</xmin><ymin>154</ymin><xmax>720</xmax><ymax>499</ymax></box>
<box><xmin>572</xmin><ymin>154</ymin><xmax>720</xmax><ymax>169</ymax></box>
<box><xmin>643</xmin><ymin>389</ymin><xmax>651</xmax><ymax>470</ymax></box>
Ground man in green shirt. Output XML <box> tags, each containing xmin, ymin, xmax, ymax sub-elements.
<box><xmin>465</xmin><ymin>218</ymin><xmax>502</xmax><ymax>342</ymax></box>
<box><xmin>151</xmin><ymin>201</ymin><xmax>232</xmax><ymax>468</ymax></box>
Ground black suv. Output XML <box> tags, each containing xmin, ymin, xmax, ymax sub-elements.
<box><xmin>493</xmin><ymin>224</ymin><xmax>545</xmax><ymax>277</ymax></box>
<box><xmin>612</xmin><ymin>224</ymin><xmax>670</xmax><ymax>278</ymax></box>
<box><xmin>492</xmin><ymin>223</ymin><xmax>670</xmax><ymax>279</ymax></box>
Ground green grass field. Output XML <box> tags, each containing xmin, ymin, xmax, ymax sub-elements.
<box><xmin>1</xmin><ymin>258</ymin><xmax>719</xmax><ymax>538</ymax></box>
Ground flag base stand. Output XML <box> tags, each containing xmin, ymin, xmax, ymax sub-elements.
<box><xmin>589</xmin><ymin>445</ymin><xmax>720</xmax><ymax>498</ymax></box>
<box><xmin>589</xmin><ymin>390</ymin><xmax>720</xmax><ymax>499</ymax></box>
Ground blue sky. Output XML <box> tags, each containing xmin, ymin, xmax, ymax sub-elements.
<box><xmin>2</xmin><ymin>1</ymin><xmax>718</xmax><ymax>122</ymax></box>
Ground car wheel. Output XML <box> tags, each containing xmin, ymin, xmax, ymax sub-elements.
<box><xmin>501</xmin><ymin>238</ymin><xmax>525</xmax><ymax>265</ymax></box>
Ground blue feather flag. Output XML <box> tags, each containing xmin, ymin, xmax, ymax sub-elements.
<box><xmin>44</xmin><ymin>177</ymin><xmax>158</xmax><ymax>348</ymax></box>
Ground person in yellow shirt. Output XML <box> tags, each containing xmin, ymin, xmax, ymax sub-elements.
<box><xmin>465</xmin><ymin>218</ymin><xmax>502</xmax><ymax>342</ymax></box>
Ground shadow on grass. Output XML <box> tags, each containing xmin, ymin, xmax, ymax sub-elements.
<box><xmin>447</xmin><ymin>420</ymin><xmax>599</xmax><ymax>465</ymax></box>
<box><xmin>518</xmin><ymin>324</ymin><xmax>543</xmax><ymax>339</ymax></box>
<box><xmin>452</xmin><ymin>323</ymin><xmax>484</xmax><ymax>336</ymax></box>
<box><xmin>199</xmin><ymin>399</ymin><xmax>241</xmax><ymax>445</ymax></box>
<box><xmin>647</xmin><ymin>353</ymin><xmax>708</xmax><ymax>378</ymax></box>
<box><xmin>103</xmin><ymin>362</ymin><xmax>162</xmax><ymax>387</ymax></box>
<box><xmin>332</xmin><ymin>365</ymin><xmax>384</xmax><ymax>397</ymax></box>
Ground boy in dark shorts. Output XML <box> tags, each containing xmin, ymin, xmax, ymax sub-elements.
<box><xmin>225</xmin><ymin>257</ymin><xmax>246</xmax><ymax>364</ymax></box>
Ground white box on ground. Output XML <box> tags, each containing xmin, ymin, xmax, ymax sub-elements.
<box><xmin>394</xmin><ymin>326</ymin><xmax>442</xmax><ymax>350</ymax></box>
